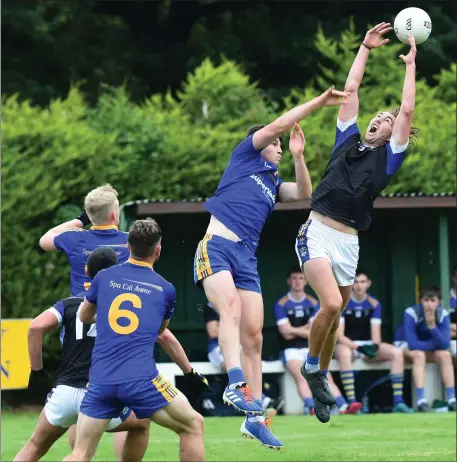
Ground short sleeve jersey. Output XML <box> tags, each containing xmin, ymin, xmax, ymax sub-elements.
<box><xmin>341</xmin><ymin>295</ymin><xmax>382</xmax><ymax>341</ymax></box>
<box><xmin>204</xmin><ymin>135</ymin><xmax>283</xmax><ymax>247</ymax></box>
<box><xmin>54</xmin><ymin>225</ymin><xmax>130</xmax><ymax>295</ymax></box>
<box><xmin>86</xmin><ymin>258</ymin><xmax>176</xmax><ymax>384</ymax></box>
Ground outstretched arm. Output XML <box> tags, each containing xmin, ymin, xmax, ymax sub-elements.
<box><xmin>252</xmin><ymin>87</ymin><xmax>349</xmax><ymax>150</ymax></box>
<box><xmin>391</xmin><ymin>34</ymin><xmax>417</xmax><ymax>146</ymax></box>
<box><xmin>339</xmin><ymin>22</ymin><xmax>392</xmax><ymax>122</ymax></box>
<box><xmin>279</xmin><ymin>123</ymin><xmax>312</xmax><ymax>202</ymax></box>
<box><xmin>29</xmin><ymin>311</ymin><xmax>59</xmax><ymax>371</ymax></box>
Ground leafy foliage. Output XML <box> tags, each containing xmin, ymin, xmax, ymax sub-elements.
<box><xmin>1</xmin><ymin>24</ymin><xmax>455</xmax><ymax>364</ymax></box>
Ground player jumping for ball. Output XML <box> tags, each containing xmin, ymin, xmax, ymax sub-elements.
<box><xmin>296</xmin><ymin>23</ymin><xmax>419</xmax><ymax>422</ymax></box>
<box><xmin>194</xmin><ymin>87</ymin><xmax>349</xmax><ymax>448</ymax></box>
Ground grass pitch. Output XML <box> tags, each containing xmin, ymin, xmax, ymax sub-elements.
<box><xmin>2</xmin><ymin>411</ymin><xmax>456</xmax><ymax>461</ymax></box>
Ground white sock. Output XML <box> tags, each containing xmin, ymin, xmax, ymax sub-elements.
<box><xmin>305</xmin><ymin>361</ymin><xmax>320</xmax><ymax>373</ymax></box>
<box><xmin>247</xmin><ymin>414</ymin><xmax>265</xmax><ymax>423</ymax></box>
<box><xmin>448</xmin><ymin>398</ymin><xmax>456</xmax><ymax>404</ymax></box>
<box><xmin>228</xmin><ymin>381</ymin><xmax>245</xmax><ymax>390</ymax></box>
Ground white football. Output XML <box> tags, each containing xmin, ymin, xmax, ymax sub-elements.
<box><xmin>394</xmin><ymin>7</ymin><xmax>432</xmax><ymax>45</ymax></box>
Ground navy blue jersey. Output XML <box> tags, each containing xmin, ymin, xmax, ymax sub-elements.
<box><xmin>47</xmin><ymin>293</ymin><xmax>96</xmax><ymax>388</ymax></box>
<box><xmin>341</xmin><ymin>295</ymin><xmax>382</xmax><ymax>341</ymax></box>
<box><xmin>86</xmin><ymin>258</ymin><xmax>176</xmax><ymax>384</ymax></box>
<box><xmin>403</xmin><ymin>304</ymin><xmax>450</xmax><ymax>351</ymax></box>
<box><xmin>204</xmin><ymin>135</ymin><xmax>283</xmax><ymax>247</ymax></box>
<box><xmin>273</xmin><ymin>292</ymin><xmax>318</xmax><ymax>349</ymax></box>
<box><xmin>54</xmin><ymin>225</ymin><xmax>129</xmax><ymax>295</ymax></box>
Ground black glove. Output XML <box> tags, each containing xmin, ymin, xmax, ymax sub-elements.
<box><xmin>183</xmin><ymin>369</ymin><xmax>212</xmax><ymax>393</ymax></box>
<box><xmin>75</xmin><ymin>209</ymin><xmax>91</xmax><ymax>227</ymax></box>
<box><xmin>28</xmin><ymin>368</ymin><xmax>53</xmax><ymax>391</ymax></box>
<box><xmin>357</xmin><ymin>343</ymin><xmax>379</xmax><ymax>359</ymax></box>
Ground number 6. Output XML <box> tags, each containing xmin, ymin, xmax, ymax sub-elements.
<box><xmin>109</xmin><ymin>293</ymin><xmax>142</xmax><ymax>335</ymax></box>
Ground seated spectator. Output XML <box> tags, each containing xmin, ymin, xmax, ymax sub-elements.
<box><xmin>450</xmin><ymin>267</ymin><xmax>456</xmax><ymax>357</ymax></box>
<box><xmin>203</xmin><ymin>301</ymin><xmax>282</xmax><ymax>413</ymax></box>
<box><xmin>274</xmin><ymin>266</ymin><xmax>350</xmax><ymax>416</ymax></box>
<box><xmin>335</xmin><ymin>270</ymin><xmax>413</xmax><ymax>413</ymax></box>
<box><xmin>395</xmin><ymin>285</ymin><xmax>456</xmax><ymax>412</ymax></box>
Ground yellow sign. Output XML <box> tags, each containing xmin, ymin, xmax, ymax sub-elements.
<box><xmin>1</xmin><ymin>319</ymin><xmax>32</xmax><ymax>390</ymax></box>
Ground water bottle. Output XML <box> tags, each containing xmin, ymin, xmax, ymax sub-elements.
<box><xmin>362</xmin><ymin>395</ymin><xmax>369</xmax><ymax>414</ymax></box>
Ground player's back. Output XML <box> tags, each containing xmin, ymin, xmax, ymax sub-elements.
<box><xmin>54</xmin><ymin>226</ymin><xmax>129</xmax><ymax>295</ymax></box>
<box><xmin>52</xmin><ymin>294</ymin><xmax>96</xmax><ymax>388</ymax></box>
<box><xmin>86</xmin><ymin>258</ymin><xmax>176</xmax><ymax>384</ymax></box>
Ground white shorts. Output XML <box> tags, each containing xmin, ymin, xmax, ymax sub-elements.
<box><xmin>282</xmin><ymin>348</ymin><xmax>308</xmax><ymax>363</ymax></box>
<box><xmin>44</xmin><ymin>385</ymin><xmax>126</xmax><ymax>430</ymax></box>
<box><xmin>394</xmin><ymin>341</ymin><xmax>408</xmax><ymax>351</ymax></box>
<box><xmin>295</xmin><ymin>219</ymin><xmax>359</xmax><ymax>286</ymax></box>
<box><xmin>451</xmin><ymin>340</ymin><xmax>456</xmax><ymax>357</ymax></box>
<box><xmin>208</xmin><ymin>346</ymin><xmax>225</xmax><ymax>369</ymax></box>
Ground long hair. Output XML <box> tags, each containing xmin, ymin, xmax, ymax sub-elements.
<box><xmin>388</xmin><ymin>107</ymin><xmax>421</xmax><ymax>149</ymax></box>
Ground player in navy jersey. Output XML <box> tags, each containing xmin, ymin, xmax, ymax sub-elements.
<box><xmin>14</xmin><ymin>248</ymin><xmax>151</xmax><ymax>462</ymax></box>
<box><xmin>39</xmin><ymin>184</ymin><xmax>130</xmax><ymax>295</ymax></box>
<box><xmin>335</xmin><ymin>270</ymin><xmax>413</xmax><ymax>413</ymax></box>
<box><xmin>274</xmin><ymin>266</ymin><xmax>349</xmax><ymax>422</ymax></box>
<box><xmin>450</xmin><ymin>268</ymin><xmax>456</xmax><ymax>357</ymax></box>
<box><xmin>395</xmin><ymin>286</ymin><xmax>455</xmax><ymax>412</ymax></box>
<box><xmin>194</xmin><ymin>88</ymin><xmax>348</xmax><ymax>448</ymax></box>
<box><xmin>64</xmin><ymin>220</ymin><xmax>204</xmax><ymax>462</ymax></box>
<box><xmin>296</xmin><ymin>24</ymin><xmax>420</xmax><ymax>412</ymax></box>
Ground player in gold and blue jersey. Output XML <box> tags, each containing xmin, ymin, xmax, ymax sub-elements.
<box><xmin>64</xmin><ymin>219</ymin><xmax>204</xmax><ymax>462</ymax></box>
<box><xmin>194</xmin><ymin>88</ymin><xmax>348</xmax><ymax>449</ymax></box>
<box><xmin>39</xmin><ymin>184</ymin><xmax>129</xmax><ymax>295</ymax></box>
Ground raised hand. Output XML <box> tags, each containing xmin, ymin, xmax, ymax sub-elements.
<box><xmin>363</xmin><ymin>22</ymin><xmax>393</xmax><ymax>49</ymax></box>
<box><xmin>319</xmin><ymin>86</ymin><xmax>351</xmax><ymax>107</ymax></box>
<box><xmin>289</xmin><ymin>123</ymin><xmax>306</xmax><ymax>158</ymax></box>
<box><xmin>399</xmin><ymin>34</ymin><xmax>417</xmax><ymax>65</ymax></box>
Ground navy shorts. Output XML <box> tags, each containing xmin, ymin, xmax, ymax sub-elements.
<box><xmin>193</xmin><ymin>234</ymin><xmax>261</xmax><ymax>293</ymax></box>
<box><xmin>80</xmin><ymin>374</ymin><xmax>179</xmax><ymax>420</ymax></box>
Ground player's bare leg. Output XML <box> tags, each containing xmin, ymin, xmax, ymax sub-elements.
<box><xmin>286</xmin><ymin>359</ymin><xmax>313</xmax><ymax>400</ymax></box>
<box><xmin>62</xmin><ymin>414</ymin><xmax>109</xmax><ymax>461</ymax></box>
<box><xmin>301</xmin><ymin>258</ymin><xmax>341</xmax><ymax>405</ymax></box>
<box><xmin>149</xmin><ymin>392</ymin><xmax>205</xmax><ymax>461</ymax></box>
<box><xmin>14</xmin><ymin>410</ymin><xmax>68</xmax><ymax>462</ymax></box>
<box><xmin>203</xmin><ymin>271</ymin><xmax>261</xmax><ymax>414</ymax></box>
<box><xmin>109</xmin><ymin>415</ymin><xmax>150</xmax><ymax>462</ymax></box>
<box><xmin>237</xmin><ymin>289</ymin><xmax>282</xmax><ymax>448</ymax></box>
<box><xmin>238</xmin><ymin>289</ymin><xmax>264</xmax><ymax>402</ymax></box>
<box><xmin>67</xmin><ymin>424</ymin><xmax>76</xmax><ymax>449</ymax></box>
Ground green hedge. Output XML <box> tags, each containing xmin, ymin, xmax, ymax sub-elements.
<box><xmin>1</xmin><ymin>26</ymin><xmax>456</xmax><ymax>357</ymax></box>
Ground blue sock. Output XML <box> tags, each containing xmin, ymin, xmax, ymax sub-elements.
<box><xmin>321</xmin><ymin>369</ymin><xmax>328</xmax><ymax>376</ymax></box>
<box><xmin>304</xmin><ymin>397</ymin><xmax>314</xmax><ymax>409</ymax></box>
<box><xmin>445</xmin><ymin>387</ymin><xmax>456</xmax><ymax>403</ymax></box>
<box><xmin>391</xmin><ymin>373</ymin><xmax>404</xmax><ymax>405</ymax></box>
<box><xmin>416</xmin><ymin>387</ymin><xmax>425</xmax><ymax>404</ymax></box>
<box><xmin>227</xmin><ymin>367</ymin><xmax>245</xmax><ymax>386</ymax></box>
<box><xmin>305</xmin><ymin>355</ymin><xmax>320</xmax><ymax>373</ymax></box>
<box><xmin>335</xmin><ymin>395</ymin><xmax>347</xmax><ymax>408</ymax></box>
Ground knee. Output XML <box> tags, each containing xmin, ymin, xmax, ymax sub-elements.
<box><xmin>435</xmin><ymin>350</ymin><xmax>452</xmax><ymax>363</ymax></box>
<box><xmin>411</xmin><ymin>350</ymin><xmax>426</xmax><ymax>365</ymax></box>
<box><xmin>392</xmin><ymin>347</ymin><xmax>404</xmax><ymax>362</ymax></box>
<box><xmin>242</xmin><ymin>331</ymin><xmax>263</xmax><ymax>355</ymax></box>
<box><xmin>187</xmin><ymin>412</ymin><xmax>204</xmax><ymax>436</ymax></box>
<box><xmin>321</xmin><ymin>296</ymin><xmax>343</xmax><ymax>318</ymax></box>
<box><xmin>336</xmin><ymin>344</ymin><xmax>352</xmax><ymax>361</ymax></box>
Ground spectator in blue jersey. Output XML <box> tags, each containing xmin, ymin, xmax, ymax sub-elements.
<box><xmin>394</xmin><ymin>286</ymin><xmax>456</xmax><ymax>412</ymax></box>
<box><xmin>296</xmin><ymin>27</ymin><xmax>419</xmax><ymax>417</ymax></box>
<box><xmin>39</xmin><ymin>184</ymin><xmax>130</xmax><ymax>295</ymax></box>
<box><xmin>335</xmin><ymin>270</ymin><xmax>413</xmax><ymax>413</ymax></box>
<box><xmin>194</xmin><ymin>87</ymin><xmax>348</xmax><ymax>449</ymax></box>
<box><xmin>203</xmin><ymin>301</ymin><xmax>282</xmax><ymax>414</ymax></box>
<box><xmin>64</xmin><ymin>219</ymin><xmax>205</xmax><ymax>462</ymax></box>
<box><xmin>274</xmin><ymin>266</ymin><xmax>349</xmax><ymax>421</ymax></box>
<box><xmin>450</xmin><ymin>268</ymin><xmax>456</xmax><ymax>357</ymax></box>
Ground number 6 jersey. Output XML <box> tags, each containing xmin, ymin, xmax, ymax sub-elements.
<box><xmin>85</xmin><ymin>258</ymin><xmax>176</xmax><ymax>385</ymax></box>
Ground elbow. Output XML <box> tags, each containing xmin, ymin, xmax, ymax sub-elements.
<box><xmin>344</xmin><ymin>81</ymin><xmax>359</xmax><ymax>93</ymax></box>
<box><xmin>400</xmin><ymin>105</ymin><xmax>414</xmax><ymax>117</ymax></box>
<box><xmin>157</xmin><ymin>329</ymin><xmax>171</xmax><ymax>344</ymax></box>
<box><xmin>79</xmin><ymin>309</ymin><xmax>91</xmax><ymax>324</ymax></box>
